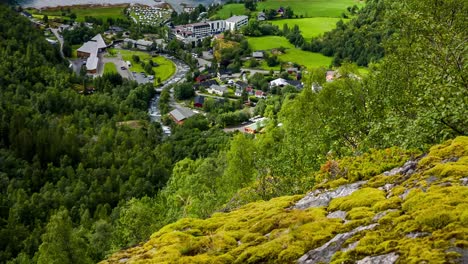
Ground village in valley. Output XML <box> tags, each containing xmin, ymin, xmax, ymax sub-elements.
<box><xmin>18</xmin><ymin>0</ymin><xmax>354</xmax><ymax>136</ymax></box>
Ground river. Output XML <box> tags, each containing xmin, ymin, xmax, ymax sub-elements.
<box><xmin>148</xmin><ymin>54</ymin><xmax>189</xmax><ymax>123</ymax></box>
<box><xmin>14</xmin><ymin>0</ymin><xmax>225</xmax><ymax>13</ymax></box>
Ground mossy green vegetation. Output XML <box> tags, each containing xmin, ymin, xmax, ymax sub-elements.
<box><xmin>102</xmin><ymin>137</ymin><xmax>468</xmax><ymax>264</ymax></box>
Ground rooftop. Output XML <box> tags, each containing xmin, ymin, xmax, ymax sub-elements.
<box><xmin>136</xmin><ymin>39</ymin><xmax>153</xmax><ymax>46</ymax></box>
<box><xmin>226</xmin><ymin>15</ymin><xmax>248</xmax><ymax>23</ymax></box>
<box><xmin>85</xmin><ymin>54</ymin><xmax>98</xmax><ymax>71</ymax></box>
<box><xmin>91</xmin><ymin>34</ymin><xmax>107</xmax><ymax>50</ymax></box>
<box><xmin>169</xmin><ymin>107</ymin><xmax>195</xmax><ymax>122</ymax></box>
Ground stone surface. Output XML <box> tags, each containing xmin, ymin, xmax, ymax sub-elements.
<box><xmin>399</xmin><ymin>188</ymin><xmax>413</xmax><ymax>200</ymax></box>
<box><xmin>383</xmin><ymin>160</ymin><xmax>418</xmax><ymax>176</ymax></box>
<box><xmin>327</xmin><ymin>210</ymin><xmax>347</xmax><ymax>221</ymax></box>
<box><xmin>356</xmin><ymin>252</ymin><xmax>399</xmax><ymax>264</ymax></box>
<box><xmin>373</xmin><ymin>209</ymin><xmax>397</xmax><ymax>222</ymax></box>
<box><xmin>379</xmin><ymin>183</ymin><xmax>394</xmax><ymax>192</ymax></box>
<box><xmin>405</xmin><ymin>232</ymin><xmax>431</xmax><ymax>238</ymax></box>
<box><xmin>341</xmin><ymin>241</ymin><xmax>359</xmax><ymax>253</ymax></box>
<box><xmin>297</xmin><ymin>224</ymin><xmax>378</xmax><ymax>264</ymax></box>
<box><xmin>446</xmin><ymin>247</ymin><xmax>468</xmax><ymax>264</ymax></box>
<box><xmin>460</xmin><ymin>177</ymin><xmax>468</xmax><ymax>186</ymax></box>
<box><xmin>293</xmin><ymin>181</ymin><xmax>367</xmax><ymax>210</ymax></box>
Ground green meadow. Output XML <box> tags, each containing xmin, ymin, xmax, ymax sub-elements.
<box><xmin>279</xmin><ymin>48</ymin><xmax>332</xmax><ymax>68</ymax></box>
<box><xmin>271</xmin><ymin>17</ymin><xmax>349</xmax><ymax>39</ymax></box>
<box><xmin>247</xmin><ymin>36</ymin><xmax>294</xmax><ymax>50</ymax></box>
<box><xmin>247</xmin><ymin>36</ymin><xmax>332</xmax><ymax>69</ymax></box>
<box><xmin>118</xmin><ymin>49</ymin><xmax>176</xmax><ymax>84</ymax></box>
<box><xmin>27</xmin><ymin>6</ymin><xmax>127</xmax><ymax>23</ymax></box>
<box><xmin>216</xmin><ymin>0</ymin><xmax>364</xmax><ymax>19</ymax></box>
<box><xmin>104</xmin><ymin>63</ymin><xmax>118</xmax><ymax>74</ymax></box>
<box><xmin>257</xmin><ymin>0</ymin><xmax>365</xmax><ymax>18</ymax></box>
<box><xmin>214</xmin><ymin>3</ymin><xmax>246</xmax><ymax>19</ymax></box>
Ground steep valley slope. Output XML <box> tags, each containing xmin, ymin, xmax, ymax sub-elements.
<box><xmin>102</xmin><ymin>137</ymin><xmax>468</xmax><ymax>264</ymax></box>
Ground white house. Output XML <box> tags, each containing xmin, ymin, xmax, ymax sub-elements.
<box><xmin>226</xmin><ymin>15</ymin><xmax>248</xmax><ymax>31</ymax></box>
<box><xmin>208</xmin><ymin>84</ymin><xmax>227</xmax><ymax>96</ymax></box>
<box><xmin>269</xmin><ymin>78</ymin><xmax>289</xmax><ymax>87</ymax></box>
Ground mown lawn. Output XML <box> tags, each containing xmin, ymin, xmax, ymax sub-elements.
<box><xmin>104</xmin><ymin>63</ymin><xmax>117</xmax><ymax>74</ymax></box>
<box><xmin>247</xmin><ymin>36</ymin><xmax>294</xmax><ymax>50</ymax></box>
<box><xmin>279</xmin><ymin>48</ymin><xmax>332</xmax><ymax>69</ymax></box>
<box><xmin>271</xmin><ymin>17</ymin><xmax>349</xmax><ymax>39</ymax></box>
<box><xmin>27</xmin><ymin>6</ymin><xmax>127</xmax><ymax>23</ymax></box>
<box><xmin>257</xmin><ymin>0</ymin><xmax>365</xmax><ymax>18</ymax></box>
<box><xmin>214</xmin><ymin>4</ymin><xmax>246</xmax><ymax>19</ymax></box>
<box><xmin>247</xmin><ymin>36</ymin><xmax>332</xmax><ymax>69</ymax></box>
<box><xmin>118</xmin><ymin>49</ymin><xmax>176</xmax><ymax>84</ymax></box>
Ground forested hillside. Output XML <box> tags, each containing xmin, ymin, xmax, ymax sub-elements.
<box><xmin>102</xmin><ymin>0</ymin><xmax>466</xmax><ymax>262</ymax></box>
<box><xmin>0</xmin><ymin>4</ymin><xmax>230</xmax><ymax>263</ymax></box>
<box><xmin>305</xmin><ymin>0</ymin><xmax>388</xmax><ymax>66</ymax></box>
<box><xmin>1</xmin><ymin>0</ymin><xmax>467</xmax><ymax>262</ymax></box>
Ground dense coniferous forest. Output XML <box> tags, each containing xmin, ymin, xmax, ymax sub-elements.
<box><xmin>1</xmin><ymin>0</ymin><xmax>467</xmax><ymax>262</ymax></box>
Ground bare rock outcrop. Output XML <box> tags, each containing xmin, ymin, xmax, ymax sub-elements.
<box><xmin>297</xmin><ymin>224</ymin><xmax>378</xmax><ymax>264</ymax></box>
<box><xmin>293</xmin><ymin>181</ymin><xmax>367</xmax><ymax>210</ymax></box>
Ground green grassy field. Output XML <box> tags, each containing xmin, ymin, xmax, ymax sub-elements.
<box><xmin>104</xmin><ymin>63</ymin><xmax>118</xmax><ymax>74</ymax></box>
<box><xmin>271</xmin><ymin>17</ymin><xmax>348</xmax><ymax>39</ymax></box>
<box><xmin>27</xmin><ymin>6</ymin><xmax>127</xmax><ymax>23</ymax></box>
<box><xmin>279</xmin><ymin>48</ymin><xmax>332</xmax><ymax>68</ymax></box>
<box><xmin>216</xmin><ymin>0</ymin><xmax>363</xmax><ymax>19</ymax></box>
<box><xmin>247</xmin><ymin>36</ymin><xmax>332</xmax><ymax>69</ymax></box>
<box><xmin>257</xmin><ymin>0</ymin><xmax>364</xmax><ymax>18</ymax></box>
<box><xmin>247</xmin><ymin>36</ymin><xmax>294</xmax><ymax>50</ymax></box>
<box><xmin>118</xmin><ymin>49</ymin><xmax>176</xmax><ymax>84</ymax></box>
<box><xmin>214</xmin><ymin>4</ymin><xmax>246</xmax><ymax>19</ymax></box>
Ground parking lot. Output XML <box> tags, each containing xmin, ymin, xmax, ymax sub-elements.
<box><xmin>132</xmin><ymin>72</ymin><xmax>154</xmax><ymax>85</ymax></box>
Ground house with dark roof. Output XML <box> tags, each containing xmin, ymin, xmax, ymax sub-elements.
<box><xmin>194</xmin><ymin>96</ymin><xmax>205</xmax><ymax>108</ymax></box>
<box><xmin>169</xmin><ymin>107</ymin><xmax>196</xmax><ymax>125</ymax></box>
<box><xmin>257</xmin><ymin>12</ymin><xmax>267</xmax><ymax>21</ymax></box>
<box><xmin>234</xmin><ymin>81</ymin><xmax>248</xmax><ymax>90</ymax></box>
<box><xmin>217</xmin><ymin>69</ymin><xmax>232</xmax><ymax>80</ymax></box>
<box><xmin>286</xmin><ymin>80</ymin><xmax>304</xmax><ymax>89</ymax></box>
<box><xmin>194</xmin><ymin>79</ymin><xmax>218</xmax><ymax>90</ymax></box>
<box><xmin>21</xmin><ymin>11</ymin><xmax>32</xmax><ymax>18</ymax></box>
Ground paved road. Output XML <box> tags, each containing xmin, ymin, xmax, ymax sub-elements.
<box><xmin>50</xmin><ymin>28</ymin><xmax>65</xmax><ymax>58</ymax></box>
<box><xmin>50</xmin><ymin>27</ymin><xmax>85</xmax><ymax>75</ymax></box>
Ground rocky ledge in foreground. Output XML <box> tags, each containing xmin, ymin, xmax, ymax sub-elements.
<box><xmin>101</xmin><ymin>137</ymin><xmax>468</xmax><ymax>264</ymax></box>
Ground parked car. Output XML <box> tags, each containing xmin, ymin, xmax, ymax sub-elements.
<box><xmin>121</xmin><ymin>66</ymin><xmax>126</xmax><ymax>70</ymax></box>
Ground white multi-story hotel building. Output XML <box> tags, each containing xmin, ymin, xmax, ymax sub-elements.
<box><xmin>225</xmin><ymin>15</ymin><xmax>248</xmax><ymax>31</ymax></box>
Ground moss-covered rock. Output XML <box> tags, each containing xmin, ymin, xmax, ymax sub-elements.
<box><xmin>101</xmin><ymin>137</ymin><xmax>468</xmax><ymax>264</ymax></box>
